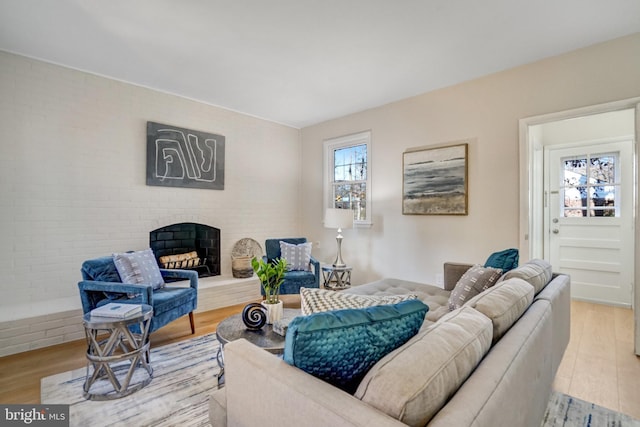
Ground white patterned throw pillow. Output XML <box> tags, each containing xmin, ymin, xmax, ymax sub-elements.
<box><xmin>279</xmin><ymin>241</ymin><xmax>312</xmax><ymax>271</ymax></box>
<box><xmin>300</xmin><ymin>287</ymin><xmax>418</xmax><ymax>315</ymax></box>
<box><xmin>113</xmin><ymin>248</ymin><xmax>165</xmax><ymax>290</ymax></box>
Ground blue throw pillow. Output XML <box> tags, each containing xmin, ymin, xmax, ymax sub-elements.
<box><xmin>284</xmin><ymin>299</ymin><xmax>429</xmax><ymax>394</ymax></box>
<box><xmin>484</xmin><ymin>248</ymin><xmax>519</xmax><ymax>272</ymax></box>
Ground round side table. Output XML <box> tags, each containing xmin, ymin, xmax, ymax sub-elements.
<box><xmin>322</xmin><ymin>265</ymin><xmax>352</xmax><ymax>290</ymax></box>
<box><xmin>82</xmin><ymin>304</ymin><xmax>154</xmax><ymax>400</ymax></box>
<box><xmin>215</xmin><ymin>308</ymin><xmax>300</xmax><ymax>386</ymax></box>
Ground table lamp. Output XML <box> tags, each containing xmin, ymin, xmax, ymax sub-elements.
<box><xmin>324</xmin><ymin>208</ymin><xmax>353</xmax><ymax>268</ymax></box>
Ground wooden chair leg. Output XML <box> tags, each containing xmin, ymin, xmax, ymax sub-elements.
<box><xmin>189</xmin><ymin>312</ymin><xmax>195</xmax><ymax>334</ymax></box>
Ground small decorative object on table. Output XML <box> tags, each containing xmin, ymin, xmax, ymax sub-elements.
<box><xmin>241</xmin><ymin>303</ymin><xmax>267</xmax><ymax>330</ymax></box>
<box><xmin>273</xmin><ymin>311</ymin><xmax>298</xmax><ymax>337</ymax></box>
<box><xmin>252</xmin><ymin>256</ymin><xmax>288</xmax><ymax>324</ymax></box>
<box><xmin>90</xmin><ymin>302</ymin><xmax>142</xmax><ymax>318</ymax></box>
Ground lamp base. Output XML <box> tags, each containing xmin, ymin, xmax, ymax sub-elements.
<box><xmin>333</xmin><ymin>234</ymin><xmax>346</xmax><ymax>268</ymax></box>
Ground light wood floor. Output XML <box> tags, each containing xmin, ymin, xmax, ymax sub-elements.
<box><xmin>553</xmin><ymin>300</ymin><xmax>640</xmax><ymax>419</ymax></box>
<box><xmin>1</xmin><ymin>298</ymin><xmax>638</xmax><ymax>420</ymax></box>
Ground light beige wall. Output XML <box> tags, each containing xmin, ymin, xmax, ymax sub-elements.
<box><xmin>300</xmin><ymin>33</ymin><xmax>640</xmax><ymax>286</ymax></box>
<box><xmin>535</xmin><ymin>109</ymin><xmax>635</xmax><ymax>146</ymax></box>
<box><xmin>0</xmin><ymin>51</ymin><xmax>301</xmax><ymax>324</ymax></box>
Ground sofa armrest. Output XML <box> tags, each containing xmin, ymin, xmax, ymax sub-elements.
<box><xmin>443</xmin><ymin>262</ymin><xmax>473</xmax><ymax>291</ymax></box>
<box><xmin>77</xmin><ymin>281</ymin><xmax>153</xmax><ymax>313</ymax></box>
<box><xmin>223</xmin><ymin>339</ymin><xmax>405</xmax><ymax>427</ymax></box>
<box><xmin>159</xmin><ymin>268</ymin><xmax>199</xmax><ymax>290</ymax></box>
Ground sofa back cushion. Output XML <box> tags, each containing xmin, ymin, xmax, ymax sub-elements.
<box><xmin>300</xmin><ymin>287</ymin><xmax>417</xmax><ymax>315</ymax></box>
<box><xmin>284</xmin><ymin>299</ymin><xmax>428</xmax><ymax>394</ymax></box>
<box><xmin>355</xmin><ymin>306</ymin><xmax>492</xmax><ymax>427</ymax></box>
<box><xmin>501</xmin><ymin>259</ymin><xmax>552</xmax><ymax>294</ymax></box>
<box><xmin>464</xmin><ymin>278</ymin><xmax>534</xmax><ymax>343</ymax></box>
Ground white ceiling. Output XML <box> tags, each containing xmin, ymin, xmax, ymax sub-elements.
<box><xmin>1</xmin><ymin>1</ymin><xmax>639</xmax><ymax>128</ymax></box>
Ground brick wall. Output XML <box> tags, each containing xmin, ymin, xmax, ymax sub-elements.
<box><xmin>0</xmin><ymin>276</ymin><xmax>261</xmax><ymax>357</ymax></box>
<box><xmin>0</xmin><ymin>51</ymin><xmax>302</xmax><ymax>356</ymax></box>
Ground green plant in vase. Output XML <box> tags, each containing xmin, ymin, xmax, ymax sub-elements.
<box><xmin>251</xmin><ymin>257</ymin><xmax>288</xmax><ymax>304</ymax></box>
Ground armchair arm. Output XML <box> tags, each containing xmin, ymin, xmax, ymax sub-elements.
<box><xmin>310</xmin><ymin>256</ymin><xmax>320</xmax><ymax>285</ymax></box>
<box><xmin>160</xmin><ymin>269</ymin><xmax>198</xmax><ymax>290</ymax></box>
<box><xmin>77</xmin><ymin>281</ymin><xmax>153</xmax><ymax>313</ymax></box>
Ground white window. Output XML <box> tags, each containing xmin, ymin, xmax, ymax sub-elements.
<box><xmin>560</xmin><ymin>151</ymin><xmax>620</xmax><ymax>217</ymax></box>
<box><xmin>323</xmin><ymin>131</ymin><xmax>372</xmax><ymax>226</ymax></box>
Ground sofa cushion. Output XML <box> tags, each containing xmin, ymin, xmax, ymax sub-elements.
<box><xmin>279</xmin><ymin>241</ymin><xmax>313</xmax><ymax>271</ymax></box>
<box><xmin>342</xmin><ymin>278</ymin><xmax>450</xmax><ymax>326</ymax></box>
<box><xmin>501</xmin><ymin>258</ymin><xmax>552</xmax><ymax>294</ymax></box>
<box><xmin>355</xmin><ymin>306</ymin><xmax>492</xmax><ymax>427</ymax></box>
<box><xmin>484</xmin><ymin>248</ymin><xmax>519</xmax><ymax>272</ymax></box>
<box><xmin>113</xmin><ymin>249</ymin><xmax>165</xmax><ymax>290</ymax></box>
<box><xmin>284</xmin><ymin>299</ymin><xmax>428</xmax><ymax>394</ymax></box>
<box><xmin>448</xmin><ymin>265</ymin><xmax>502</xmax><ymax>310</ymax></box>
<box><xmin>465</xmin><ymin>277</ymin><xmax>534</xmax><ymax>343</ymax></box>
<box><xmin>300</xmin><ymin>287</ymin><xmax>418</xmax><ymax>315</ymax></box>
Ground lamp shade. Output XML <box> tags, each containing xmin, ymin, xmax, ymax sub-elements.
<box><xmin>324</xmin><ymin>208</ymin><xmax>353</xmax><ymax>230</ymax></box>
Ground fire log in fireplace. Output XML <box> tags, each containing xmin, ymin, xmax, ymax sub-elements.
<box><xmin>150</xmin><ymin>222</ymin><xmax>220</xmax><ymax>278</ymax></box>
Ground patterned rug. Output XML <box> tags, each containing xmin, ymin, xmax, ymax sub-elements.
<box><xmin>42</xmin><ymin>332</ymin><xmax>639</xmax><ymax>427</ymax></box>
<box><xmin>543</xmin><ymin>390</ymin><xmax>640</xmax><ymax>426</ymax></box>
<box><xmin>41</xmin><ymin>333</ymin><xmax>221</xmax><ymax>427</ymax></box>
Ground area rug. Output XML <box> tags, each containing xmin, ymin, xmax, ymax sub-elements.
<box><xmin>43</xmin><ymin>333</ymin><xmax>640</xmax><ymax>427</ymax></box>
<box><xmin>543</xmin><ymin>390</ymin><xmax>640</xmax><ymax>426</ymax></box>
<box><xmin>41</xmin><ymin>333</ymin><xmax>221</xmax><ymax>427</ymax></box>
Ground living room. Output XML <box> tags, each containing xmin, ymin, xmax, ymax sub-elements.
<box><xmin>1</xmin><ymin>2</ymin><xmax>640</xmax><ymax>426</ymax></box>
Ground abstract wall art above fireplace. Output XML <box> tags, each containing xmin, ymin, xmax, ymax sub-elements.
<box><xmin>146</xmin><ymin>121</ymin><xmax>225</xmax><ymax>190</ymax></box>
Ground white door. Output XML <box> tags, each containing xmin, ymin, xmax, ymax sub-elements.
<box><xmin>545</xmin><ymin>140</ymin><xmax>634</xmax><ymax>306</ymax></box>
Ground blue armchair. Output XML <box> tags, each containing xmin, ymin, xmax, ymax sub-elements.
<box><xmin>262</xmin><ymin>238</ymin><xmax>320</xmax><ymax>296</ymax></box>
<box><xmin>78</xmin><ymin>256</ymin><xmax>199</xmax><ymax>334</ymax></box>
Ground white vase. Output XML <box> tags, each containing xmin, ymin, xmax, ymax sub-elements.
<box><xmin>261</xmin><ymin>300</ymin><xmax>283</xmax><ymax>325</ymax></box>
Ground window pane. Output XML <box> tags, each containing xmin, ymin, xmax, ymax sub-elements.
<box><xmin>590</xmin><ymin>155</ymin><xmax>615</xmax><ymax>184</ymax></box>
<box><xmin>332</xmin><ymin>183</ymin><xmax>367</xmax><ymax>220</ymax></box>
<box><xmin>564</xmin><ymin>209</ymin><xmax>584</xmax><ymax>217</ymax></box>
<box><xmin>334</xmin><ymin>144</ymin><xmax>367</xmax><ymax>181</ymax></box>
<box><xmin>333</xmin><ymin>183</ymin><xmax>351</xmax><ymax>208</ymax></box>
<box><xmin>563</xmin><ymin>158</ymin><xmax>587</xmax><ymax>187</ymax></box>
<box><xmin>563</xmin><ymin>186</ymin><xmax>588</xmax><ymax>217</ymax></box>
<box><xmin>561</xmin><ymin>154</ymin><xmax>619</xmax><ymax>218</ymax></box>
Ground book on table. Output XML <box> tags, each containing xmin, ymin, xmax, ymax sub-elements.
<box><xmin>91</xmin><ymin>303</ymin><xmax>142</xmax><ymax>318</ymax></box>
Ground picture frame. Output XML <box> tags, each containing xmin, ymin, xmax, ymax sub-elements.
<box><xmin>146</xmin><ymin>121</ymin><xmax>225</xmax><ymax>190</ymax></box>
<box><xmin>402</xmin><ymin>142</ymin><xmax>468</xmax><ymax>215</ymax></box>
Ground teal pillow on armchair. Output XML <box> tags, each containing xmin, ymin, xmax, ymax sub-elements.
<box><xmin>284</xmin><ymin>299</ymin><xmax>428</xmax><ymax>393</ymax></box>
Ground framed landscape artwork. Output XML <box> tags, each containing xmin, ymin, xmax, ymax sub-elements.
<box><xmin>403</xmin><ymin>143</ymin><xmax>468</xmax><ymax>215</ymax></box>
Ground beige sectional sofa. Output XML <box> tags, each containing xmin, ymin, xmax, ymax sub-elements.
<box><xmin>210</xmin><ymin>260</ymin><xmax>570</xmax><ymax>427</ymax></box>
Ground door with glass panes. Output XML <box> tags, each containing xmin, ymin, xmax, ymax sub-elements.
<box><xmin>545</xmin><ymin>140</ymin><xmax>634</xmax><ymax>306</ymax></box>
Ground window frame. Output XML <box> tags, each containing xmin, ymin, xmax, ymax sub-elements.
<box><xmin>559</xmin><ymin>151</ymin><xmax>621</xmax><ymax>218</ymax></box>
<box><xmin>323</xmin><ymin>131</ymin><xmax>372</xmax><ymax>227</ymax></box>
